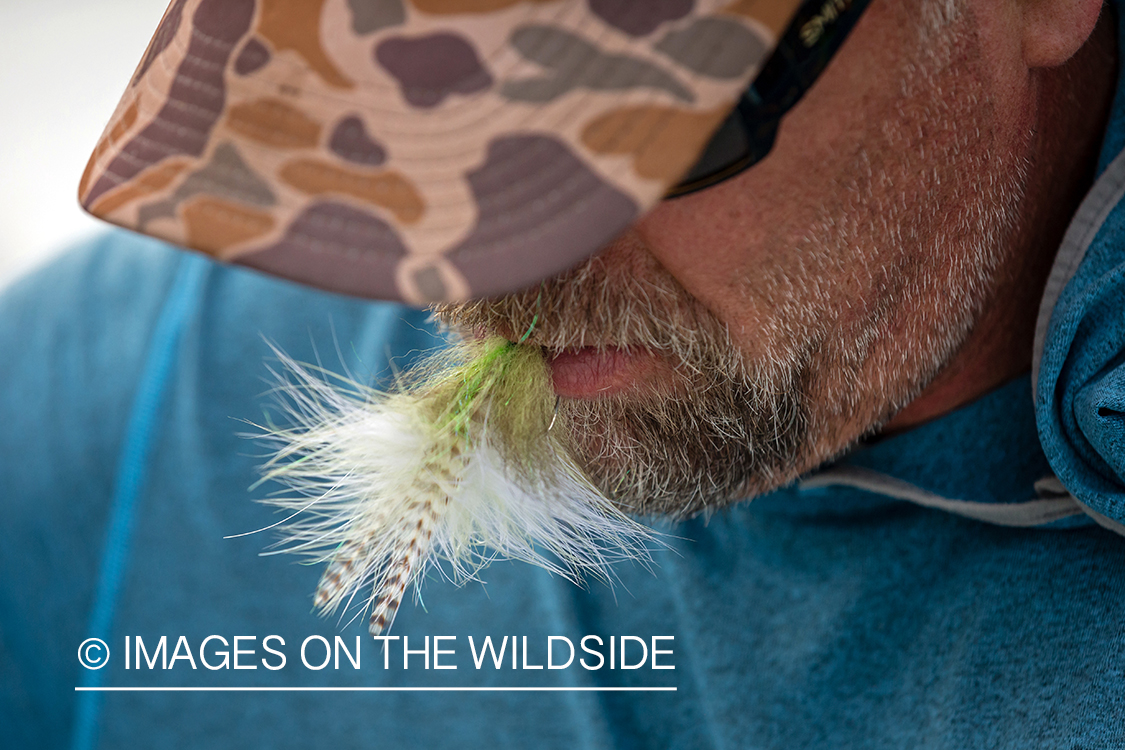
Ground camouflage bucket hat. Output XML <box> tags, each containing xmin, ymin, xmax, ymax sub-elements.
<box><xmin>80</xmin><ymin>0</ymin><xmax>803</xmax><ymax>304</ymax></box>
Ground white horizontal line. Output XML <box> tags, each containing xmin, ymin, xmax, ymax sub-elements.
<box><xmin>75</xmin><ymin>686</ymin><xmax>676</xmax><ymax>692</ymax></box>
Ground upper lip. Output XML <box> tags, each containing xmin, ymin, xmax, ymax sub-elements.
<box><xmin>475</xmin><ymin>323</ymin><xmax>635</xmax><ymax>353</ymax></box>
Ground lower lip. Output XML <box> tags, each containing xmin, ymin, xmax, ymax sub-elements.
<box><xmin>546</xmin><ymin>347</ymin><xmax>658</xmax><ymax>399</ymax></box>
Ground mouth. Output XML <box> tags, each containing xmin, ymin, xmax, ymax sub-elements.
<box><xmin>466</xmin><ymin>325</ymin><xmax>670</xmax><ymax>400</ymax></box>
<box><xmin>545</xmin><ymin>347</ymin><xmax>662</xmax><ymax>399</ymax></box>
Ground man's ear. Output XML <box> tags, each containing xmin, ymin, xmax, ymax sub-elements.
<box><xmin>1021</xmin><ymin>0</ymin><xmax>1106</xmax><ymax>68</ymax></box>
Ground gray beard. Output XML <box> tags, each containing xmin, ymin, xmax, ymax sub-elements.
<box><xmin>558</xmin><ymin>374</ymin><xmax>807</xmax><ymax>518</ymax></box>
<box><xmin>433</xmin><ymin>244</ymin><xmax>810</xmax><ymax>518</ymax></box>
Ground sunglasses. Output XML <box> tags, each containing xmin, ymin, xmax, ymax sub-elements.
<box><xmin>667</xmin><ymin>0</ymin><xmax>873</xmax><ymax>198</ymax></box>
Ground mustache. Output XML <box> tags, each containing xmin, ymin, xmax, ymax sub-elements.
<box><xmin>432</xmin><ymin>235</ymin><xmax>745</xmax><ymax>379</ymax></box>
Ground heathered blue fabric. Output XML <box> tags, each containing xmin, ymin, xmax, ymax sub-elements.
<box><xmin>4</xmin><ymin>11</ymin><xmax>1125</xmax><ymax>750</ymax></box>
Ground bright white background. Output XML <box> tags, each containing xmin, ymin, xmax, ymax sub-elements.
<box><xmin>0</xmin><ymin>0</ymin><xmax>166</xmax><ymax>288</ymax></box>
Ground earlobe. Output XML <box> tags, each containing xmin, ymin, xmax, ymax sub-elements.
<box><xmin>1022</xmin><ymin>0</ymin><xmax>1106</xmax><ymax>68</ymax></box>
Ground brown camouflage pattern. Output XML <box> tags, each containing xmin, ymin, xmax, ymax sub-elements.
<box><xmin>80</xmin><ymin>0</ymin><xmax>801</xmax><ymax>304</ymax></box>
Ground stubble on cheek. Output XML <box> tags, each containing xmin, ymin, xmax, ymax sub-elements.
<box><xmin>796</xmin><ymin>8</ymin><xmax>1027</xmax><ymax>456</ymax></box>
<box><xmin>667</xmin><ymin>1</ymin><xmax>1029</xmax><ymax>480</ymax></box>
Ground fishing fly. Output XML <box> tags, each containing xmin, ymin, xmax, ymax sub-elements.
<box><xmin>250</xmin><ymin>337</ymin><xmax>656</xmax><ymax>635</ymax></box>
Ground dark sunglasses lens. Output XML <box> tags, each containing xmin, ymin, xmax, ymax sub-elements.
<box><xmin>667</xmin><ymin>0</ymin><xmax>871</xmax><ymax>198</ymax></box>
<box><xmin>665</xmin><ymin>111</ymin><xmax>778</xmax><ymax>198</ymax></box>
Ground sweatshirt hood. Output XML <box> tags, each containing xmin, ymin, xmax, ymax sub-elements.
<box><xmin>1033</xmin><ymin>2</ymin><xmax>1125</xmax><ymax>534</ymax></box>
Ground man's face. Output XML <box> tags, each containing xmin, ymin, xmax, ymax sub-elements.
<box><xmin>437</xmin><ymin>0</ymin><xmax>1032</xmax><ymax>517</ymax></box>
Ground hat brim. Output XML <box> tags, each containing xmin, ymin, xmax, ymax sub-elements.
<box><xmin>80</xmin><ymin>0</ymin><xmax>799</xmax><ymax>304</ymax></box>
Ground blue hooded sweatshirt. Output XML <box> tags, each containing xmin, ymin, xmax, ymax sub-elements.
<box><xmin>3</xmin><ymin>11</ymin><xmax>1125</xmax><ymax>750</ymax></box>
